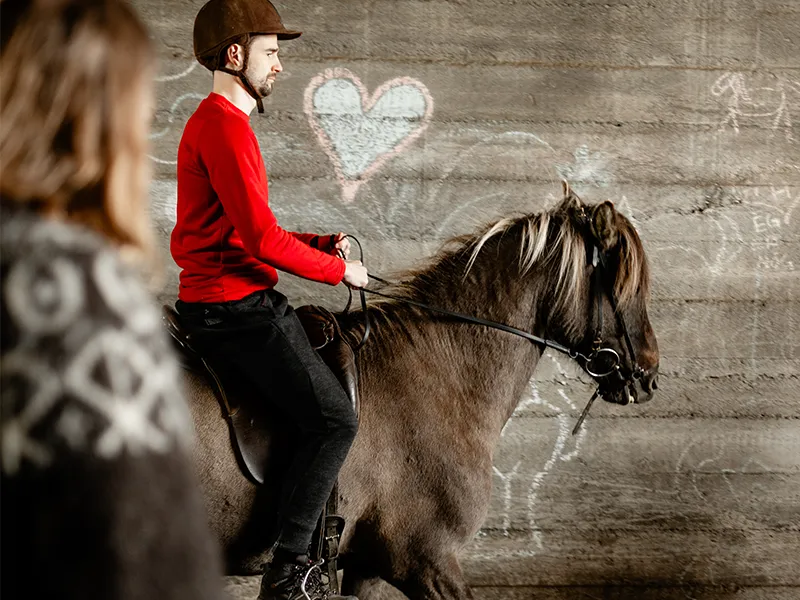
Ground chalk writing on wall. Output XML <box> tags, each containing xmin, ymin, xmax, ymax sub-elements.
<box><xmin>304</xmin><ymin>68</ymin><xmax>434</xmax><ymax>204</ymax></box>
<box><xmin>711</xmin><ymin>72</ymin><xmax>800</xmax><ymax>141</ymax></box>
<box><xmin>649</xmin><ymin>185</ymin><xmax>797</xmax><ymax>277</ymax></box>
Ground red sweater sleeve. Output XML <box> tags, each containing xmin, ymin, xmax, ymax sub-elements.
<box><xmin>199</xmin><ymin>118</ymin><xmax>345</xmax><ymax>285</ymax></box>
<box><xmin>292</xmin><ymin>232</ymin><xmax>318</xmax><ymax>245</ymax></box>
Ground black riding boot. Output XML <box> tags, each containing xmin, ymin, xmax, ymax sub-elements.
<box><xmin>258</xmin><ymin>555</ymin><xmax>358</xmax><ymax>600</ymax></box>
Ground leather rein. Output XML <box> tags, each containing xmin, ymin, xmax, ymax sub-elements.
<box><xmin>337</xmin><ymin>234</ymin><xmax>643</xmax><ymax>434</ymax></box>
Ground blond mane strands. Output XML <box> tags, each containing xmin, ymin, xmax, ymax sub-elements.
<box><xmin>518</xmin><ymin>213</ymin><xmax>551</xmax><ymax>274</ymax></box>
<box><xmin>464</xmin><ymin>217</ymin><xmax>516</xmax><ymax>276</ymax></box>
<box><xmin>466</xmin><ymin>208</ymin><xmax>587</xmax><ymax>323</ymax></box>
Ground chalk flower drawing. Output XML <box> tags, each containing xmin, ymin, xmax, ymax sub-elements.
<box><xmin>304</xmin><ymin>68</ymin><xmax>434</xmax><ymax>203</ymax></box>
<box><xmin>556</xmin><ymin>144</ymin><xmax>614</xmax><ymax>187</ymax></box>
<box><xmin>711</xmin><ymin>72</ymin><xmax>800</xmax><ymax>142</ymax></box>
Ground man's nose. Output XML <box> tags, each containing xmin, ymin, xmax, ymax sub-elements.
<box><xmin>273</xmin><ymin>58</ymin><xmax>282</xmax><ymax>73</ymax></box>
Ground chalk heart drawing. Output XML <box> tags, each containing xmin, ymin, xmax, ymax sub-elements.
<box><xmin>304</xmin><ymin>68</ymin><xmax>434</xmax><ymax>203</ymax></box>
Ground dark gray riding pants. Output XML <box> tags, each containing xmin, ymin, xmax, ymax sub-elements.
<box><xmin>176</xmin><ymin>289</ymin><xmax>357</xmax><ymax>555</ymax></box>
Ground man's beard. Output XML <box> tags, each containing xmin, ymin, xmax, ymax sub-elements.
<box><xmin>246</xmin><ymin>66</ymin><xmax>273</xmax><ymax>99</ymax></box>
<box><xmin>255</xmin><ymin>79</ymin><xmax>273</xmax><ymax>98</ymax></box>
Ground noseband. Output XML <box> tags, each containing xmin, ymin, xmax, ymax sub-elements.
<box><xmin>339</xmin><ymin>233</ymin><xmax>644</xmax><ymax>435</ymax></box>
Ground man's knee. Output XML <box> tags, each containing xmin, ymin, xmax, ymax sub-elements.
<box><xmin>301</xmin><ymin>384</ymin><xmax>357</xmax><ymax>439</ymax></box>
<box><xmin>338</xmin><ymin>405</ymin><xmax>358</xmax><ymax>442</ymax></box>
<box><xmin>326</xmin><ymin>385</ymin><xmax>358</xmax><ymax>441</ymax></box>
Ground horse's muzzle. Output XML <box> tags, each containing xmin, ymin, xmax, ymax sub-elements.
<box><xmin>633</xmin><ymin>365</ymin><xmax>659</xmax><ymax>404</ymax></box>
<box><xmin>600</xmin><ymin>364</ymin><xmax>659</xmax><ymax>405</ymax></box>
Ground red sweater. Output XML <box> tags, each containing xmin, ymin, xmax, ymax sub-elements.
<box><xmin>171</xmin><ymin>93</ymin><xmax>345</xmax><ymax>303</ymax></box>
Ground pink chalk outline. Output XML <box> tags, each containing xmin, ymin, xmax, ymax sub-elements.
<box><xmin>304</xmin><ymin>68</ymin><xmax>434</xmax><ymax>204</ymax></box>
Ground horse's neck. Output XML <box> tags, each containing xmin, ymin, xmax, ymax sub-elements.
<box><xmin>355</xmin><ymin>267</ymin><xmax>550</xmax><ymax>440</ymax></box>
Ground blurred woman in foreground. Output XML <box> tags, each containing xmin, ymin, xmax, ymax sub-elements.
<box><xmin>0</xmin><ymin>1</ymin><xmax>223</xmax><ymax>598</ymax></box>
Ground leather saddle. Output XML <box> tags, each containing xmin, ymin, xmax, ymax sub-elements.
<box><xmin>162</xmin><ymin>304</ymin><xmax>360</xmax><ymax>485</ymax></box>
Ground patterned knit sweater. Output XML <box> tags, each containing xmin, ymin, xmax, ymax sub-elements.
<box><xmin>0</xmin><ymin>210</ymin><xmax>223</xmax><ymax>600</ymax></box>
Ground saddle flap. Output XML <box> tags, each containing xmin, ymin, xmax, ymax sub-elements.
<box><xmin>162</xmin><ymin>305</ymin><xmax>204</xmax><ymax>372</ymax></box>
<box><xmin>229</xmin><ymin>407</ymin><xmax>272</xmax><ymax>485</ymax></box>
<box><xmin>295</xmin><ymin>304</ymin><xmax>338</xmax><ymax>350</ymax></box>
<box><xmin>296</xmin><ymin>305</ymin><xmax>360</xmax><ymax>417</ymax></box>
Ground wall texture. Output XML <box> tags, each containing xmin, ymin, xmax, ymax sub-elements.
<box><xmin>136</xmin><ymin>0</ymin><xmax>799</xmax><ymax>598</ymax></box>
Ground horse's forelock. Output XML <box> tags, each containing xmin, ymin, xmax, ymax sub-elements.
<box><xmin>614</xmin><ymin>217</ymin><xmax>651</xmax><ymax>308</ymax></box>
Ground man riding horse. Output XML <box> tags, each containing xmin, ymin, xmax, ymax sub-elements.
<box><xmin>170</xmin><ymin>0</ymin><xmax>368</xmax><ymax>597</ymax></box>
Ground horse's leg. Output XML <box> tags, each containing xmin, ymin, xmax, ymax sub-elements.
<box><xmin>392</xmin><ymin>554</ymin><xmax>474</xmax><ymax>600</ymax></box>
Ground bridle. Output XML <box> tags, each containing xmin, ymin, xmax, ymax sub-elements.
<box><xmin>577</xmin><ymin>242</ymin><xmax>645</xmax><ymax>430</ymax></box>
<box><xmin>336</xmin><ymin>228</ymin><xmax>645</xmax><ymax>435</ymax></box>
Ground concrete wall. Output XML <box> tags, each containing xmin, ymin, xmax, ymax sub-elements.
<box><xmin>137</xmin><ymin>0</ymin><xmax>799</xmax><ymax>597</ymax></box>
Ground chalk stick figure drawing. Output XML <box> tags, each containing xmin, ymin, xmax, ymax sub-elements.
<box><xmin>473</xmin><ymin>355</ymin><xmax>589</xmax><ymax>559</ymax></box>
<box><xmin>711</xmin><ymin>72</ymin><xmax>800</xmax><ymax>141</ymax></box>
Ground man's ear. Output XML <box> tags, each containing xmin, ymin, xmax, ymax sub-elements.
<box><xmin>590</xmin><ymin>201</ymin><xmax>620</xmax><ymax>251</ymax></box>
<box><xmin>225</xmin><ymin>43</ymin><xmax>244</xmax><ymax>70</ymax></box>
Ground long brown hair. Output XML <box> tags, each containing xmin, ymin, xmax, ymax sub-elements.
<box><xmin>0</xmin><ymin>0</ymin><xmax>155</xmax><ymax>255</ymax></box>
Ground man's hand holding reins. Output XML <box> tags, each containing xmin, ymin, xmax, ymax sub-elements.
<box><xmin>318</xmin><ymin>232</ymin><xmax>351</xmax><ymax>258</ymax></box>
<box><xmin>343</xmin><ymin>260</ymin><xmax>369</xmax><ymax>289</ymax></box>
<box><xmin>332</xmin><ymin>232</ymin><xmax>350</xmax><ymax>258</ymax></box>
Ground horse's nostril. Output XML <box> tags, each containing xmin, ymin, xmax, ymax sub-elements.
<box><xmin>639</xmin><ymin>373</ymin><xmax>658</xmax><ymax>394</ymax></box>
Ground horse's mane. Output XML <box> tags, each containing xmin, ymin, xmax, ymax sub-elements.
<box><xmin>345</xmin><ymin>196</ymin><xmax>650</xmax><ymax>354</ymax></box>
<box><xmin>465</xmin><ymin>199</ymin><xmax>651</xmax><ymax>310</ymax></box>
<box><xmin>377</xmin><ymin>197</ymin><xmax>648</xmax><ymax>303</ymax></box>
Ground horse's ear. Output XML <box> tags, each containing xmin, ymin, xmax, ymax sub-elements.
<box><xmin>590</xmin><ymin>201</ymin><xmax>620</xmax><ymax>251</ymax></box>
<box><xmin>560</xmin><ymin>180</ymin><xmax>583</xmax><ymax>210</ymax></box>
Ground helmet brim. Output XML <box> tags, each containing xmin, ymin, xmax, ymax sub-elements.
<box><xmin>276</xmin><ymin>29</ymin><xmax>301</xmax><ymax>40</ymax></box>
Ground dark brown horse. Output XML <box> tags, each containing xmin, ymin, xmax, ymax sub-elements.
<box><xmin>184</xmin><ymin>187</ymin><xmax>660</xmax><ymax>599</ymax></box>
